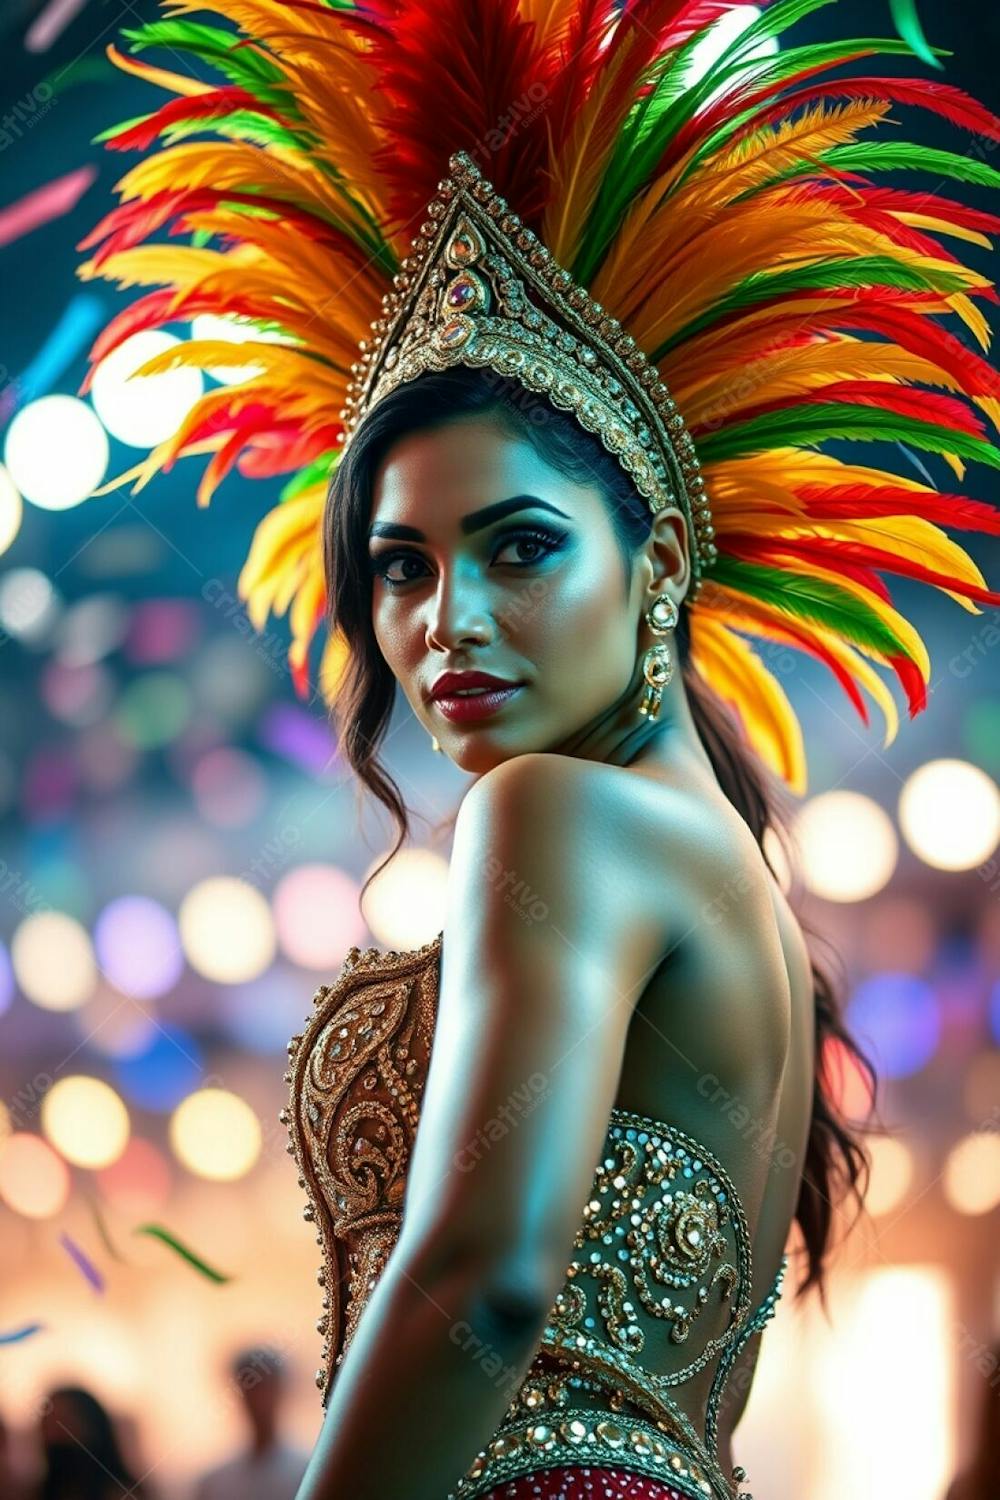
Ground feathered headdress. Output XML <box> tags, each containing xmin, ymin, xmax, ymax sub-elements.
<box><xmin>77</xmin><ymin>0</ymin><xmax>1000</xmax><ymax>793</ymax></box>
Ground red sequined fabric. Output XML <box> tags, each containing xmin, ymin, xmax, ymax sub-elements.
<box><xmin>477</xmin><ymin>1466</ymin><xmax>691</xmax><ymax>1498</ymax></box>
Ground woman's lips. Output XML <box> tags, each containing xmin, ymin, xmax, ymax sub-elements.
<box><xmin>432</xmin><ymin>683</ymin><xmax>525</xmax><ymax>724</ymax></box>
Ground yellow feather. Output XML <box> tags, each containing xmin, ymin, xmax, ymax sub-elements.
<box><xmin>318</xmin><ymin>627</ymin><xmax>352</xmax><ymax>707</ymax></box>
<box><xmin>695</xmin><ymin>98</ymin><xmax>895</xmax><ymax>206</ymax></box>
<box><xmin>289</xmin><ymin>565</ymin><xmax>326</xmax><ymax>672</ymax></box>
<box><xmin>517</xmin><ymin>0</ymin><xmax>586</xmax><ymax>59</ymax></box>
<box><xmin>689</xmin><ymin>613</ymin><xmax>807</xmax><ymax>794</ymax></box>
<box><xmin>105</xmin><ymin>42</ymin><xmax>209</xmax><ymax>97</ymax></box>
<box><xmin>894</xmin><ymin>211</ymin><xmax>993</xmax><ymax>250</ymax></box>
<box><xmin>680</xmin><ymin>337</ymin><xmax>954</xmax><ymax>429</ymax></box>
<box><xmin>710</xmin><ymin>601</ymin><xmax>901</xmax><ymax>748</ymax></box>
<box><xmin>721</xmin><ymin>512</ymin><xmax>990</xmax><ymax>613</ymax></box>
<box><xmin>238</xmin><ymin>486</ymin><xmax>325</xmax><ymax>602</ymax></box>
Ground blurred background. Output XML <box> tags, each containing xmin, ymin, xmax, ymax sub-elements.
<box><xmin>0</xmin><ymin>1</ymin><xmax>998</xmax><ymax>1498</ymax></box>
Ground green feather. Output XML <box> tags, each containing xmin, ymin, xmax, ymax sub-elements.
<box><xmin>697</xmin><ymin>402</ymin><xmax>1000</xmax><ymax>468</ymax></box>
<box><xmin>156</xmin><ymin>109</ymin><xmax>311</xmax><ymax>153</ymax></box>
<box><xmin>93</xmin><ymin>112</ymin><xmax>151</xmax><ymax>145</ymax></box>
<box><xmin>670</xmin><ymin>36</ymin><xmax>949</xmax><ymax>196</ymax></box>
<box><xmin>709</xmin><ymin>557</ymin><xmax>912</xmax><ymax>659</ymax></box>
<box><xmin>121</xmin><ymin>21</ymin><xmax>287</xmax><ymax>102</ymax></box>
<box><xmin>652</xmin><ymin>255</ymin><xmax>971</xmax><ymax>359</ymax></box>
<box><xmin>815</xmin><ymin>140</ymin><xmax>1000</xmax><ymax>191</ymax></box>
<box><xmin>574</xmin><ymin>5</ymin><xmax>950</xmax><ymax>283</ymax></box>
<box><xmin>280</xmin><ymin>451</ymin><xmax>338</xmax><ymax>502</ymax></box>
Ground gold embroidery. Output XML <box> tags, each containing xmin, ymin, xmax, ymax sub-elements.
<box><xmin>283</xmin><ymin>934</ymin><xmax>787</xmax><ymax>1500</ymax></box>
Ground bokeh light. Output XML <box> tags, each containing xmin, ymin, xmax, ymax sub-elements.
<box><xmin>123</xmin><ymin>598</ymin><xmax>202</xmax><ymax>665</ymax></box>
<box><xmin>793</xmin><ymin>791</ymin><xmax>898</xmax><ymax>902</ymax></box>
<box><xmin>190</xmin><ymin>747</ymin><xmax>267</xmax><ymax>829</ymax></box>
<box><xmin>114</xmin><ymin>672</ymin><xmax>193</xmax><ymax>750</ymax></box>
<box><xmin>361</xmin><ymin>846</ymin><xmax>449</xmax><ymax>949</ymax></box>
<box><xmin>3</xmin><ymin>394</ymin><xmax>108</xmax><ymax>509</ymax></box>
<box><xmin>41</xmin><ymin>658</ymin><xmax>115</xmax><ymax>727</ymax></box>
<box><xmin>11</xmin><ymin>909</ymin><xmax>97</xmax><ymax>1012</ymax></box>
<box><xmin>169</xmin><ymin>1087</ymin><xmax>262</xmax><ymax>1181</ymax></box>
<box><xmin>41</xmin><ymin>1074</ymin><xmax>130</xmax><ymax>1168</ymax></box>
<box><xmin>95</xmin><ymin>1136</ymin><xmax>173</xmax><ymax>1215</ymax></box>
<box><xmin>941</xmin><ymin>1131</ymin><xmax>1000</xmax><ymax>1215</ymax></box>
<box><xmin>55</xmin><ymin>594</ymin><xmax>130</xmax><ymax>667</ymax></box>
<box><xmin>93</xmin><ymin>895</ymin><xmax>184</xmax><ymax>1000</ymax></box>
<box><xmin>864</xmin><ymin>1135</ymin><xmax>915</xmax><ymax>1217</ymax></box>
<box><xmin>90</xmin><ymin>329</ymin><xmax>204</xmax><ymax>447</ymax></box>
<box><xmin>0</xmin><ymin>566</ymin><xmax>59</xmax><ymax>642</ymax></box>
<box><xmin>846</xmin><ymin>973</ymin><xmax>941</xmax><ymax>1080</ymax></box>
<box><xmin>820</xmin><ymin>1034</ymin><xmax>876</xmax><ymax>1121</ymax></box>
<box><xmin>73</xmin><ymin>982</ymin><xmax>159</xmax><ymax>1060</ymax></box>
<box><xmin>272</xmin><ymin>864</ymin><xmax>367</xmax><ymax>969</ymax></box>
<box><xmin>112</xmin><ymin>1023</ymin><xmax>205</xmax><ymax>1111</ymax></box>
<box><xmin>859</xmin><ymin>896</ymin><xmax>937</xmax><ymax>975</ymax></box>
<box><xmin>0</xmin><ymin>1132</ymin><xmax>71</xmax><ymax>1217</ymax></box>
<box><xmin>0</xmin><ymin>462</ymin><xmax>23</xmax><ymax>556</ymax></box>
<box><xmin>898</xmin><ymin>758</ymin><xmax>1000</xmax><ymax>870</ymax></box>
<box><xmin>178</xmin><ymin>876</ymin><xmax>276</xmax><ymax>983</ymax></box>
<box><xmin>217</xmin><ymin>967</ymin><xmax>312</xmax><ymax>1054</ymax></box>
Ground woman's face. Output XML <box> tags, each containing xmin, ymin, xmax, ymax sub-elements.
<box><xmin>368</xmin><ymin>413</ymin><xmax>650</xmax><ymax>773</ymax></box>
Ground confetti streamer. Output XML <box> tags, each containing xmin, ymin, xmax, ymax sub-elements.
<box><xmin>0</xmin><ymin>1323</ymin><xmax>46</xmax><ymax>1344</ymax></box>
<box><xmin>0</xmin><ymin>164</ymin><xmax>96</xmax><ymax>249</ymax></box>
<box><xmin>889</xmin><ymin>0</ymin><xmax>942</xmax><ymax>71</ymax></box>
<box><xmin>58</xmin><ymin>1231</ymin><xmax>106</xmax><ymax>1294</ymax></box>
<box><xmin>133</xmin><ymin>1223</ymin><xmax>232</xmax><ymax>1283</ymax></box>
<box><xmin>83</xmin><ymin>1192</ymin><xmax>129</xmax><ymax>1264</ymax></box>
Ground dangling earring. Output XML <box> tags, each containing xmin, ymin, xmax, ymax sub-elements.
<box><xmin>430</xmin><ymin>735</ymin><xmax>442</xmax><ymax>753</ymax></box>
<box><xmin>638</xmin><ymin>594</ymin><xmax>678</xmax><ymax>721</ymax></box>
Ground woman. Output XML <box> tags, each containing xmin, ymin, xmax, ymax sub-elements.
<box><xmin>283</xmin><ymin>361</ymin><xmax>873</xmax><ymax>1500</ymax></box>
<box><xmin>80</xmin><ymin>2</ymin><xmax>1000</xmax><ymax>1496</ymax></box>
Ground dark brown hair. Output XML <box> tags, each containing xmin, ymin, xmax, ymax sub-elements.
<box><xmin>322</xmin><ymin>365</ymin><xmax>879</xmax><ymax>1306</ymax></box>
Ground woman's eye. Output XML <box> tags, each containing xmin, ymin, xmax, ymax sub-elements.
<box><xmin>370</xmin><ymin>526</ymin><xmax>566</xmax><ymax>589</ymax></box>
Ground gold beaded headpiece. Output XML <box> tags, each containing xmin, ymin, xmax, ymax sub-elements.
<box><xmin>341</xmin><ymin>151</ymin><xmax>715</xmax><ymax>594</ymax></box>
<box><xmin>78</xmin><ymin>0</ymin><xmax>1000</xmax><ymax>794</ymax></box>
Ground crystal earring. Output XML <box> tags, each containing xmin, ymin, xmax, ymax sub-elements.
<box><xmin>430</xmin><ymin>735</ymin><xmax>442</xmax><ymax>753</ymax></box>
<box><xmin>638</xmin><ymin>594</ymin><xmax>678</xmax><ymax>721</ymax></box>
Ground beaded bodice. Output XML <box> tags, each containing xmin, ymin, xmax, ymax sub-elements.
<box><xmin>282</xmin><ymin>933</ymin><xmax>787</xmax><ymax>1500</ymax></box>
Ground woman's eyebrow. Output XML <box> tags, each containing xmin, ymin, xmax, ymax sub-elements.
<box><xmin>368</xmin><ymin>494</ymin><xmax>571</xmax><ymax>543</ymax></box>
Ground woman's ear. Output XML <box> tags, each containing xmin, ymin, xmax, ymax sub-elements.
<box><xmin>646</xmin><ymin>505</ymin><xmax>692</xmax><ymax>598</ymax></box>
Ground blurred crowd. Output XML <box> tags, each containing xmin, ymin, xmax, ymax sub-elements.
<box><xmin>0</xmin><ymin>1344</ymin><xmax>310</xmax><ymax>1500</ymax></box>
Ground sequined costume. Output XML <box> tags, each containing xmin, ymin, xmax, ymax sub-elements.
<box><xmin>282</xmin><ymin>934</ymin><xmax>786</xmax><ymax>1500</ymax></box>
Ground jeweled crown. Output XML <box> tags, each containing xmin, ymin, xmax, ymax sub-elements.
<box><xmin>338</xmin><ymin>151</ymin><xmax>716</xmax><ymax>595</ymax></box>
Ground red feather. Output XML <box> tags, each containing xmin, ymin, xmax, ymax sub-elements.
<box><xmin>79</xmin><ymin>189</ymin><xmax>348</xmax><ymax>270</ymax></box>
<box><xmin>749</xmin><ymin>614</ymin><xmax>871</xmax><ymax>724</ymax></box>
<box><xmin>888</xmin><ymin>653</ymin><xmax>927</xmax><ymax>715</ymax></box>
<box><xmin>656</xmin><ymin>48</ymin><xmax>880</xmax><ymax>180</ymax></box>
<box><xmin>102</xmin><ymin>89</ymin><xmax>290</xmax><ymax>153</ymax></box>
<box><xmin>721</xmin><ymin>532</ymin><xmax>894</xmax><ymax>603</ymax></box>
<box><xmin>794</xmin><ymin>483</ymin><xmax>1000</xmax><ymax>535</ymax></box>
<box><xmin>79</xmin><ymin>287</ymin><xmax>277</xmax><ymax>388</ymax></box>
<box><xmin>544</xmin><ymin>0</ymin><xmax>620</xmax><ymax>158</ymax></box>
<box><xmin>722</xmin><ymin>378</ymin><xmax>991</xmax><ymax>439</ymax></box>
<box><xmin>238</xmin><ymin>428</ymin><xmax>340</xmax><ymax>479</ymax></box>
<box><xmin>851</xmin><ymin>185</ymin><xmax>1000</xmax><ymax>236</ymax></box>
<box><xmin>345</xmin><ymin>0</ymin><xmax>553</xmax><ymax>230</ymax></box>
<box><xmin>725</xmin><ymin>75</ymin><xmax>1000</xmax><ymax>155</ymax></box>
<box><xmin>745</xmin><ymin>287</ymin><xmax>1000</xmax><ymax>401</ymax></box>
<box><xmin>724</xmin><ymin>532</ymin><xmax>1000</xmax><ymax>607</ymax></box>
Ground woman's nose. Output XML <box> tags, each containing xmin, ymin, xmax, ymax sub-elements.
<box><xmin>424</xmin><ymin>572</ymin><xmax>494</xmax><ymax>650</ymax></box>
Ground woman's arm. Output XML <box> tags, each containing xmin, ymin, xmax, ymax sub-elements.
<box><xmin>294</xmin><ymin>752</ymin><xmax>673</xmax><ymax>1500</ymax></box>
